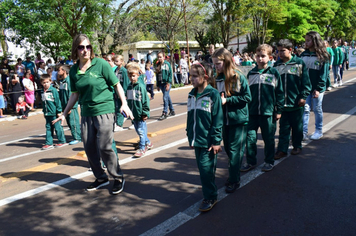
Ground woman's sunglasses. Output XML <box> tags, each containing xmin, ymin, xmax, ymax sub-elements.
<box><xmin>77</xmin><ymin>45</ymin><xmax>92</xmax><ymax>51</ymax></box>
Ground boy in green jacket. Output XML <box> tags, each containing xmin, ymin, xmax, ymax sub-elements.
<box><xmin>242</xmin><ymin>44</ymin><xmax>284</xmax><ymax>172</ymax></box>
<box><xmin>274</xmin><ymin>39</ymin><xmax>311</xmax><ymax>159</ymax></box>
<box><xmin>40</xmin><ymin>74</ymin><xmax>67</xmax><ymax>150</ymax></box>
<box><xmin>126</xmin><ymin>62</ymin><xmax>153</xmax><ymax>158</ymax></box>
<box><xmin>58</xmin><ymin>65</ymin><xmax>81</xmax><ymax>145</ymax></box>
<box><xmin>186</xmin><ymin>62</ymin><xmax>223</xmax><ymax>212</ymax></box>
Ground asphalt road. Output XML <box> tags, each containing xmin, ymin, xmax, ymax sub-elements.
<box><xmin>1</xmin><ymin>69</ymin><xmax>356</xmax><ymax>236</ymax></box>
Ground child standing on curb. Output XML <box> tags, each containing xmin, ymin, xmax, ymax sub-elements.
<box><xmin>274</xmin><ymin>39</ymin><xmax>311</xmax><ymax>160</ymax></box>
<box><xmin>212</xmin><ymin>48</ymin><xmax>251</xmax><ymax>193</ymax></box>
<box><xmin>301</xmin><ymin>31</ymin><xmax>330</xmax><ymax>141</ymax></box>
<box><xmin>186</xmin><ymin>62</ymin><xmax>223</xmax><ymax>212</ymax></box>
<box><xmin>58</xmin><ymin>65</ymin><xmax>81</xmax><ymax>145</ymax></box>
<box><xmin>242</xmin><ymin>44</ymin><xmax>284</xmax><ymax>172</ymax></box>
<box><xmin>126</xmin><ymin>62</ymin><xmax>153</xmax><ymax>158</ymax></box>
<box><xmin>0</xmin><ymin>83</ymin><xmax>6</xmax><ymax>118</ymax></box>
<box><xmin>40</xmin><ymin>74</ymin><xmax>67</xmax><ymax>150</ymax></box>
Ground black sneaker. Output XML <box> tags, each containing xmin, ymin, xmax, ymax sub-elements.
<box><xmin>86</xmin><ymin>178</ymin><xmax>109</xmax><ymax>191</ymax></box>
<box><xmin>158</xmin><ymin>113</ymin><xmax>167</xmax><ymax>121</ymax></box>
<box><xmin>199</xmin><ymin>199</ymin><xmax>217</xmax><ymax>212</ymax></box>
<box><xmin>225</xmin><ymin>181</ymin><xmax>240</xmax><ymax>193</ymax></box>
<box><xmin>168</xmin><ymin>110</ymin><xmax>175</xmax><ymax>116</ymax></box>
<box><xmin>112</xmin><ymin>178</ymin><xmax>125</xmax><ymax>195</ymax></box>
<box><xmin>240</xmin><ymin>163</ymin><xmax>256</xmax><ymax>172</ymax></box>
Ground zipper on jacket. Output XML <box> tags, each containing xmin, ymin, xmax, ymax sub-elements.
<box><xmin>192</xmin><ymin>96</ymin><xmax>197</xmax><ymax>147</ymax></box>
<box><xmin>284</xmin><ymin>72</ymin><xmax>287</xmax><ymax>107</ymax></box>
<box><xmin>258</xmin><ymin>75</ymin><xmax>261</xmax><ymax>115</ymax></box>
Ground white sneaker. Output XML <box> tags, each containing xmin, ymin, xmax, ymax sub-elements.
<box><xmin>303</xmin><ymin>133</ymin><xmax>309</xmax><ymax>141</ymax></box>
<box><xmin>339</xmin><ymin>80</ymin><xmax>343</xmax><ymax>86</ymax></box>
<box><xmin>128</xmin><ymin>125</ymin><xmax>135</xmax><ymax>130</ymax></box>
<box><xmin>333</xmin><ymin>83</ymin><xmax>339</xmax><ymax>88</ymax></box>
<box><xmin>114</xmin><ymin>125</ymin><xmax>124</xmax><ymax>132</ymax></box>
<box><xmin>310</xmin><ymin>131</ymin><xmax>323</xmax><ymax>140</ymax></box>
<box><xmin>326</xmin><ymin>87</ymin><xmax>332</xmax><ymax>91</ymax></box>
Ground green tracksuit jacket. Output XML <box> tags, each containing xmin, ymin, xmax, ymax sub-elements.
<box><xmin>215</xmin><ymin>70</ymin><xmax>251</xmax><ymax>125</ymax></box>
<box><xmin>300</xmin><ymin>50</ymin><xmax>328</xmax><ymax>93</ymax></box>
<box><xmin>332</xmin><ymin>47</ymin><xmax>343</xmax><ymax>66</ymax></box>
<box><xmin>156</xmin><ymin>61</ymin><xmax>172</xmax><ymax>86</ymax></box>
<box><xmin>59</xmin><ymin>76</ymin><xmax>78</xmax><ymax>110</ymax></box>
<box><xmin>246</xmin><ymin>66</ymin><xmax>284</xmax><ymax>116</ymax></box>
<box><xmin>126</xmin><ymin>81</ymin><xmax>150</xmax><ymax>121</ymax></box>
<box><xmin>115</xmin><ymin>66</ymin><xmax>130</xmax><ymax>93</ymax></box>
<box><xmin>274</xmin><ymin>56</ymin><xmax>311</xmax><ymax>110</ymax></box>
<box><xmin>41</xmin><ymin>86</ymin><xmax>62</xmax><ymax>116</ymax></box>
<box><xmin>339</xmin><ymin>45</ymin><xmax>349</xmax><ymax>62</ymax></box>
<box><xmin>186</xmin><ymin>85</ymin><xmax>223</xmax><ymax>148</ymax></box>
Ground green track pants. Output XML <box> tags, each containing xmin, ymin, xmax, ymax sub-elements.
<box><xmin>195</xmin><ymin>147</ymin><xmax>218</xmax><ymax>201</ymax></box>
<box><xmin>45</xmin><ymin>115</ymin><xmax>66</xmax><ymax>145</ymax></box>
<box><xmin>65</xmin><ymin>108</ymin><xmax>81</xmax><ymax>141</ymax></box>
<box><xmin>246</xmin><ymin>115</ymin><xmax>276</xmax><ymax>165</ymax></box>
<box><xmin>277</xmin><ymin>108</ymin><xmax>304</xmax><ymax>153</ymax></box>
<box><xmin>223</xmin><ymin>124</ymin><xmax>247</xmax><ymax>183</ymax></box>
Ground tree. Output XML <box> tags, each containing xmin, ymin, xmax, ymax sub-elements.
<box><xmin>1</xmin><ymin>0</ymin><xmax>107</xmax><ymax>59</ymax></box>
<box><xmin>96</xmin><ymin>0</ymin><xmax>144</xmax><ymax>54</ymax></box>
<box><xmin>247</xmin><ymin>0</ymin><xmax>287</xmax><ymax>46</ymax></box>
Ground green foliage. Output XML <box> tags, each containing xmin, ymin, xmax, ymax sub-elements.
<box><xmin>1</xmin><ymin>0</ymin><xmax>108</xmax><ymax>59</ymax></box>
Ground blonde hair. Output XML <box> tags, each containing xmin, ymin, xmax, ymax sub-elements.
<box><xmin>256</xmin><ymin>44</ymin><xmax>273</xmax><ymax>56</ymax></box>
<box><xmin>212</xmin><ymin>47</ymin><xmax>241</xmax><ymax>96</ymax></box>
<box><xmin>126</xmin><ymin>62</ymin><xmax>141</xmax><ymax>74</ymax></box>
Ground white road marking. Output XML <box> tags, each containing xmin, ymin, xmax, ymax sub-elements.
<box><xmin>0</xmin><ymin>138</ymin><xmax>188</xmax><ymax>207</ymax></box>
<box><xmin>0</xmin><ymin>103</ymin><xmax>187</xmax><ymax>146</ymax></box>
<box><xmin>0</xmin><ymin>112</ymin><xmax>188</xmax><ymax>163</ymax></box>
<box><xmin>140</xmin><ymin>104</ymin><xmax>356</xmax><ymax>236</ymax></box>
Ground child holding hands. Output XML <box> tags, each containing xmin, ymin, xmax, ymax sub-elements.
<box><xmin>186</xmin><ymin>62</ymin><xmax>223</xmax><ymax>212</ymax></box>
<box><xmin>40</xmin><ymin>74</ymin><xmax>67</xmax><ymax>150</ymax></box>
<box><xmin>126</xmin><ymin>62</ymin><xmax>153</xmax><ymax>158</ymax></box>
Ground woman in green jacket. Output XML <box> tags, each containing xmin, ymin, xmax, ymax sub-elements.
<box><xmin>156</xmin><ymin>52</ymin><xmax>175</xmax><ymax>120</ymax></box>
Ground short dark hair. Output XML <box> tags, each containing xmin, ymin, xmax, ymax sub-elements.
<box><xmin>277</xmin><ymin>39</ymin><xmax>293</xmax><ymax>49</ymax></box>
<box><xmin>40</xmin><ymin>74</ymin><xmax>51</xmax><ymax>82</ymax></box>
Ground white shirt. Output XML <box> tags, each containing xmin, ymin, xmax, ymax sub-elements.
<box><xmin>145</xmin><ymin>69</ymin><xmax>154</xmax><ymax>84</ymax></box>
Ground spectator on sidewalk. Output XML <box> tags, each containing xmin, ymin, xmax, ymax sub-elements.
<box><xmin>0</xmin><ymin>83</ymin><xmax>6</xmax><ymax>118</ymax></box>
<box><xmin>10</xmin><ymin>74</ymin><xmax>23</xmax><ymax>112</ymax></box>
<box><xmin>22</xmin><ymin>71</ymin><xmax>36</xmax><ymax>110</ymax></box>
<box><xmin>16</xmin><ymin>96</ymin><xmax>31</xmax><ymax>119</ymax></box>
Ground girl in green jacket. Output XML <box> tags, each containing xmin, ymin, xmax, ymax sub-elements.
<box><xmin>186</xmin><ymin>62</ymin><xmax>223</xmax><ymax>212</ymax></box>
<box><xmin>212</xmin><ymin>48</ymin><xmax>252</xmax><ymax>193</ymax></box>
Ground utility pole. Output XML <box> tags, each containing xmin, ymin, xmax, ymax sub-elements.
<box><xmin>183</xmin><ymin>0</ymin><xmax>190</xmax><ymax>69</ymax></box>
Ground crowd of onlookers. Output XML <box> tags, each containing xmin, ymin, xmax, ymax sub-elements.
<box><xmin>0</xmin><ymin>53</ymin><xmax>76</xmax><ymax>118</ymax></box>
